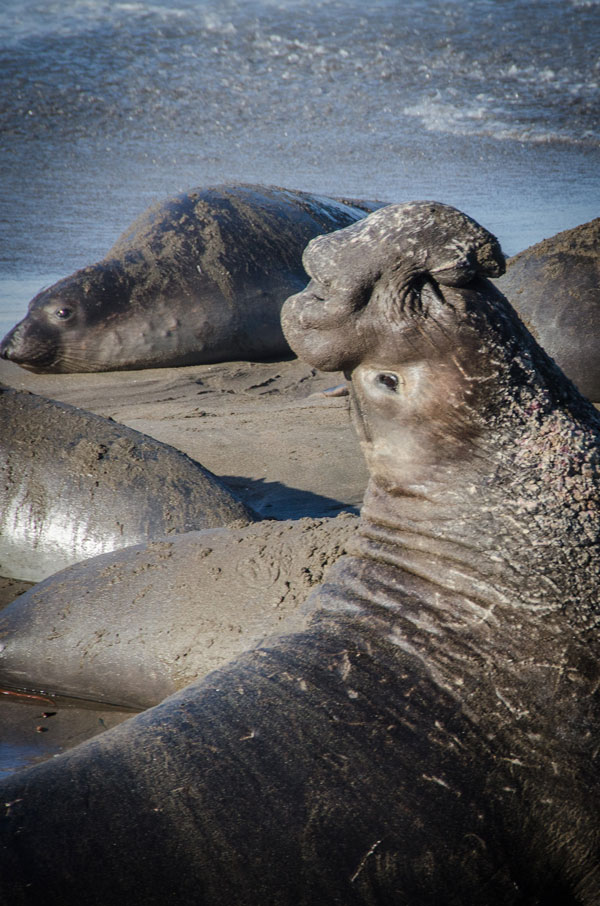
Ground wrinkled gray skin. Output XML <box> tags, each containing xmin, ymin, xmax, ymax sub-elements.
<box><xmin>0</xmin><ymin>184</ymin><xmax>383</xmax><ymax>373</ymax></box>
<box><xmin>0</xmin><ymin>515</ymin><xmax>356</xmax><ymax>709</ymax></box>
<box><xmin>2</xmin><ymin>203</ymin><xmax>600</xmax><ymax>905</ymax></box>
<box><xmin>494</xmin><ymin>217</ymin><xmax>600</xmax><ymax>401</ymax></box>
<box><xmin>0</xmin><ymin>385</ymin><xmax>252</xmax><ymax>581</ymax></box>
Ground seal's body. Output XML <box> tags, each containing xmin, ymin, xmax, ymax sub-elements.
<box><xmin>0</xmin><ymin>185</ymin><xmax>383</xmax><ymax>373</ymax></box>
<box><xmin>0</xmin><ymin>385</ymin><xmax>252</xmax><ymax>581</ymax></box>
<box><xmin>495</xmin><ymin>216</ymin><xmax>600</xmax><ymax>400</ymax></box>
<box><xmin>1</xmin><ymin>203</ymin><xmax>600</xmax><ymax>904</ymax></box>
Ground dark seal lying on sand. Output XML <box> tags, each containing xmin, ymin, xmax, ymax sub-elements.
<box><xmin>0</xmin><ymin>184</ymin><xmax>383</xmax><ymax>373</ymax></box>
<box><xmin>1</xmin><ymin>203</ymin><xmax>600</xmax><ymax>905</ymax></box>
<box><xmin>494</xmin><ymin>216</ymin><xmax>600</xmax><ymax>401</ymax></box>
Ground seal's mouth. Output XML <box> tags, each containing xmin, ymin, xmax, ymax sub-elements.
<box><xmin>346</xmin><ymin>376</ymin><xmax>373</xmax><ymax>445</ymax></box>
<box><xmin>0</xmin><ymin>322</ymin><xmax>59</xmax><ymax>371</ymax></box>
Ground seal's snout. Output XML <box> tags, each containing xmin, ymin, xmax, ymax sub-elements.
<box><xmin>0</xmin><ymin>319</ymin><xmax>58</xmax><ymax>371</ymax></box>
<box><xmin>282</xmin><ymin>201</ymin><xmax>505</xmax><ymax>374</ymax></box>
<box><xmin>0</xmin><ymin>323</ymin><xmax>19</xmax><ymax>360</ymax></box>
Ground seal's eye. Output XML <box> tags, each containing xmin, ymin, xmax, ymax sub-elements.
<box><xmin>376</xmin><ymin>372</ymin><xmax>399</xmax><ymax>392</ymax></box>
<box><xmin>54</xmin><ymin>307</ymin><xmax>73</xmax><ymax>320</ymax></box>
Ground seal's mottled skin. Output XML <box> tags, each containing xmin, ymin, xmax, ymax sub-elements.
<box><xmin>494</xmin><ymin>217</ymin><xmax>600</xmax><ymax>400</ymax></box>
<box><xmin>0</xmin><ymin>385</ymin><xmax>252</xmax><ymax>581</ymax></box>
<box><xmin>1</xmin><ymin>203</ymin><xmax>600</xmax><ymax>905</ymax></box>
<box><xmin>0</xmin><ymin>184</ymin><xmax>383</xmax><ymax>373</ymax></box>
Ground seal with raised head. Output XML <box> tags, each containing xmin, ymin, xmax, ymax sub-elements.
<box><xmin>0</xmin><ymin>385</ymin><xmax>252</xmax><ymax>582</ymax></box>
<box><xmin>0</xmin><ymin>184</ymin><xmax>383</xmax><ymax>373</ymax></box>
<box><xmin>2</xmin><ymin>203</ymin><xmax>600</xmax><ymax>905</ymax></box>
<box><xmin>494</xmin><ymin>216</ymin><xmax>600</xmax><ymax>401</ymax></box>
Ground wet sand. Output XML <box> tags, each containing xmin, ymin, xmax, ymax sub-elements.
<box><xmin>0</xmin><ymin>694</ymin><xmax>137</xmax><ymax>780</ymax></box>
<box><xmin>0</xmin><ymin>354</ymin><xmax>368</xmax><ymax>774</ymax></box>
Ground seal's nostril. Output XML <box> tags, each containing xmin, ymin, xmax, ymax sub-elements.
<box><xmin>0</xmin><ymin>330</ymin><xmax>16</xmax><ymax>358</ymax></box>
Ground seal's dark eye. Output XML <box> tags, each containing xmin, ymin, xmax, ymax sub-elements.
<box><xmin>54</xmin><ymin>307</ymin><xmax>73</xmax><ymax>320</ymax></box>
<box><xmin>376</xmin><ymin>372</ymin><xmax>399</xmax><ymax>392</ymax></box>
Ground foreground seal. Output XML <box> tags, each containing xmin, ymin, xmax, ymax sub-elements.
<box><xmin>0</xmin><ymin>515</ymin><xmax>356</xmax><ymax>709</ymax></box>
<box><xmin>494</xmin><ymin>216</ymin><xmax>600</xmax><ymax>400</ymax></box>
<box><xmin>0</xmin><ymin>184</ymin><xmax>383</xmax><ymax>373</ymax></box>
<box><xmin>2</xmin><ymin>203</ymin><xmax>600</xmax><ymax>904</ymax></box>
<box><xmin>0</xmin><ymin>385</ymin><xmax>252</xmax><ymax>581</ymax></box>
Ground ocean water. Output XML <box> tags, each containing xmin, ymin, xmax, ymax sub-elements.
<box><xmin>1</xmin><ymin>0</ymin><xmax>599</xmax><ymax>339</ymax></box>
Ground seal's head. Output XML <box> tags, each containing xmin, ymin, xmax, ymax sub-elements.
<box><xmin>0</xmin><ymin>264</ymin><xmax>133</xmax><ymax>373</ymax></box>
<box><xmin>282</xmin><ymin>202</ymin><xmax>599</xmax><ymax>494</ymax></box>
<box><xmin>282</xmin><ymin>202</ymin><xmax>511</xmax><ymax>489</ymax></box>
<box><xmin>281</xmin><ymin>201</ymin><xmax>504</xmax><ymax>371</ymax></box>
<box><xmin>0</xmin><ymin>256</ymin><xmax>229</xmax><ymax>373</ymax></box>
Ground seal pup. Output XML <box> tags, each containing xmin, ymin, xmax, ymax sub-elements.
<box><xmin>2</xmin><ymin>204</ymin><xmax>600</xmax><ymax>904</ymax></box>
<box><xmin>494</xmin><ymin>216</ymin><xmax>600</xmax><ymax>400</ymax></box>
<box><xmin>0</xmin><ymin>515</ymin><xmax>356</xmax><ymax>710</ymax></box>
<box><xmin>0</xmin><ymin>385</ymin><xmax>252</xmax><ymax>581</ymax></box>
<box><xmin>0</xmin><ymin>184</ymin><xmax>384</xmax><ymax>373</ymax></box>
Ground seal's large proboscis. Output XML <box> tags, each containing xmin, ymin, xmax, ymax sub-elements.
<box><xmin>0</xmin><ymin>385</ymin><xmax>252</xmax><ymax>581</ymax></box>
<box><xmin>2</xmin><ymin>202</ymin><xmax>600</xmax><ymax>904</ymax></box>
<box><xmin>0</xmin><ymin>184</ymin><xmax>383</xmax><ymax>373</ymax></box>
<box><xmin>281</xmin><ymin>199</ymin><xmax>505</xmax><ymax>372</ymax></box>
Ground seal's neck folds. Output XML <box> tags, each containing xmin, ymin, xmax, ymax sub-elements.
<box><xmin>345</xmin><ymin>281</ymin><xmax>600</xmax><ymax>634</ymax></box>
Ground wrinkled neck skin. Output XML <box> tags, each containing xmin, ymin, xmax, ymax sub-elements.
<box><xmin>313</xmin><ymin>279</ymin><xmax>600</xmax><ymax>748</ymax></box>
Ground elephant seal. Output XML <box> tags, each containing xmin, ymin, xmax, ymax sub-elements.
<box><xmin>0</xmin><ymin>385</ymin><xmax>252</xmax><ymax>582</ymax></box>
<box><xmin>0</xmin><ymin>184</ymin><xmax>384</xmax><ymax>373</ymax></box>
<box><xmin>494</xmin><ymin>216</ymin><xmax>600</xmax><ymax>401</ymax></box>
<box><xmin>2</xmin><ymin>203</ymin><xmax>600</xmax><ymax>904</ymax></box>
<box><xmin>0</xmin><ymin>515</ymin><xmax>356</xmax><ymax>710</ymax></box>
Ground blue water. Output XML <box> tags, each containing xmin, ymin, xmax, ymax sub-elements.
<box><xmin>1</xmin><ymin>0</ymin><xmax>599</xmax><ymax>339</ymax></box>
